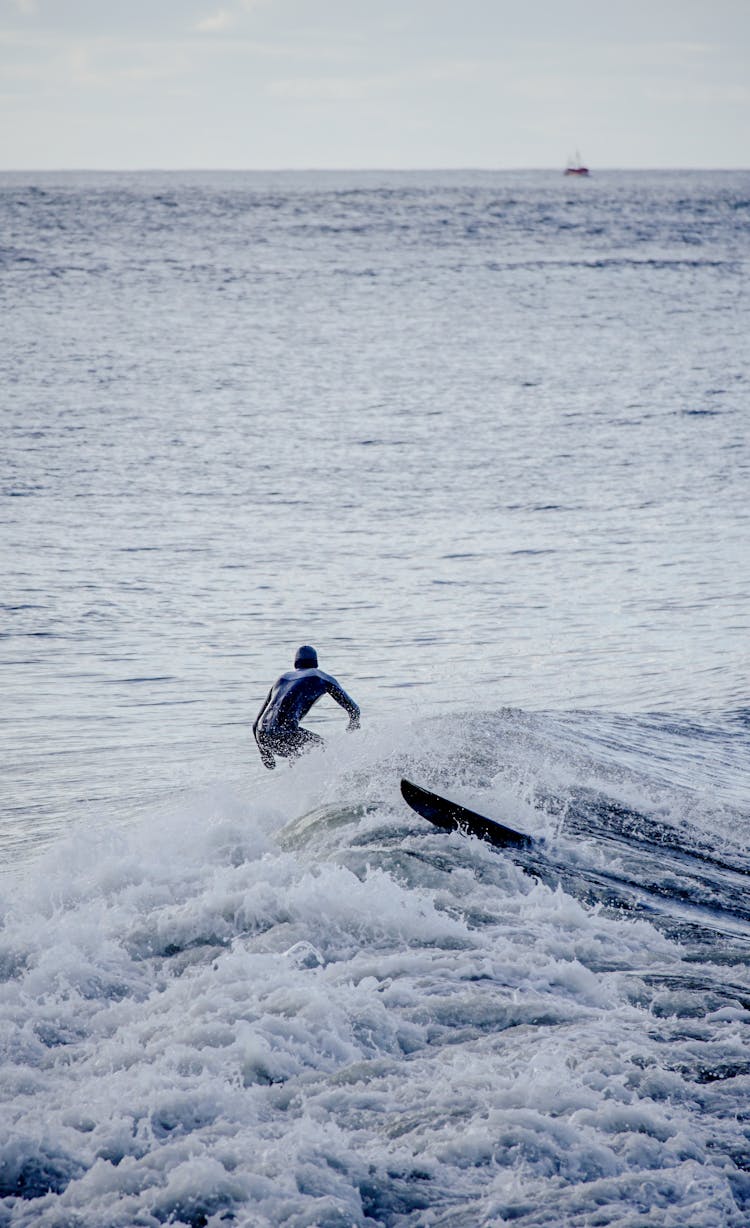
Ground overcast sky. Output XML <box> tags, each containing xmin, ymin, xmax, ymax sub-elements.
<box><xmin>1</xmin><ymin>0</ymin><xmax>748</xmax><ymax>170</ymax></box>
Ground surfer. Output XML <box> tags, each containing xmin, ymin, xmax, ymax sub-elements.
<box><xmin>253</xmin><ymin>645</ymin><xmax>360</xmax><ymax>770</ymax></box>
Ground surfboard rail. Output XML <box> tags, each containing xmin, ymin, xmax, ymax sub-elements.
<box><xmin>400</xmin><ymin>778</ymin><xmax>533</xmax><ymax>849</ymax></box>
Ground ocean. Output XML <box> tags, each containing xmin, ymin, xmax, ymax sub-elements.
<box><xmin>1</xmin><ymin>169</ymin><xmax>749</xmax><ymax>1226</ymax></box>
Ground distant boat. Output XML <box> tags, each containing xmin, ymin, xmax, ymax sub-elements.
<box><xmin>564</xmin><ymin>151</ymin><xmax>590</xmax><ymax>177</ymax></box>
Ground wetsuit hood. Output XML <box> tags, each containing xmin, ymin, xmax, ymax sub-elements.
<box><xmin>294</xmin><ymin>645</ymin><xmax>318</xmax><ymax>669</ymax></box>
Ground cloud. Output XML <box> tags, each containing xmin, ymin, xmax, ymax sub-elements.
<box><xmin>645</xmin><ymin>81</ymin><xmax>750</xmax><ymax>106</ymax></box>
<box><xmin>10</xmin><ymin>0</ymin><xmax>37</xmax><ymax>13</ymax></box>
<box><xmin>192</xmin><ymin>0</ymin><xmax>267</xmax><ymax>33</ymax></box>
<box><xmin>268</xmin><ymin>60</ymin><xmax>477</xmax><ymax>102</ymax></box>
<box><xmin>193</xmin><ymin>8</ymin><xmax>235</xmax><ymax>34</ymax></box>
<box><xmin>65</xmin><ymin>39</ymin><xmax>189</xmax><ymax>88</ymax></box>
<box><xmin>268</xmin><ymin>75</ymin><xmax>386</xmax><ymax>102</ymax></box>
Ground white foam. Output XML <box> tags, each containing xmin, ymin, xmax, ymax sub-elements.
<box><xmin>1</xmin><ymin>726</ymin><xmax>748</xmax><ymax>1226</ymax></box>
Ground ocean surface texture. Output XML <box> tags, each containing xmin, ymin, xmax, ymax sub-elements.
<box><xmin>1</xmin><ymin>170</ymin><xmax>749</xmax><ymax>1227</ymax></box>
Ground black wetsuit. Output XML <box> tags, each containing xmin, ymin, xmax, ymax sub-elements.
<box><xmin>253</xmin><ymin>667</ymin><xmax>360</xmax><ymax>769</ymax></box>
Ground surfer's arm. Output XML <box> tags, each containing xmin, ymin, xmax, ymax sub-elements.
<box><xmin>327</xmin><ymin>680</ymin><xmax>360</xmax><ymax>729</ymax></box>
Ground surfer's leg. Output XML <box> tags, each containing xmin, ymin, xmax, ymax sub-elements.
<box><xmin>260</xmin><ymin>727</ymin><xmax>323</xmax><ymax>766</ymax></box>
<box><xmin>288</xmin><ymin>728</ymin><xmax>324</xmax><ymax>759</ymax></box>
<box><xmin>255</xmin><ymin>733</ymin><xmax>276</xmax><ymax>770</ymax></box>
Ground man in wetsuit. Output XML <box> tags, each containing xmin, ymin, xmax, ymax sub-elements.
<box><xmin>253</xmin><ymin>645</ymin><xmax>360</xmax><ymax>770</ymax></box>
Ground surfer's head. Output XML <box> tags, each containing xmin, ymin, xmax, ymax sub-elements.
<box><xmin>294</xmin><ymin>645</ymin><xmax>318</xmax><ymax>669</ymax></box>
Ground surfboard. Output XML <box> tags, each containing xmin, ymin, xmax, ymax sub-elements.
<box><xmin>400</xmin><ymin>779</ymin><xmax>533</xmax><ymax>849</ymax></box>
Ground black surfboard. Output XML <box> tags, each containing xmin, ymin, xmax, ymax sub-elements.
<box><xmin>400</xmin><ymin>779</ymin><xmax>533</xmax><ymax>849</ymax></box>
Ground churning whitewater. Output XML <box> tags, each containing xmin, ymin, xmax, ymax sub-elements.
<box><xmin>2</xmin><ymin>169</ymin><xmax>749</xmax><ymax>1225</ymax></box>
<box><xmin>2</xmin><ymin>711</ymin><xmax>749</xmax><ymax>1226</ymax></box>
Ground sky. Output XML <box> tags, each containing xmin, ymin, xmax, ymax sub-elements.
<box><xmin>0</xmin><ymin>0</ymin><xmax>748</xmax><ymax>170</ymax></box>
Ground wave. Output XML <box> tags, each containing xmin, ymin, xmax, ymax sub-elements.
<box><xmin>1</xmin><ymin>709</ymin><xmax>749</xmax><ymax>1226</ymax></box>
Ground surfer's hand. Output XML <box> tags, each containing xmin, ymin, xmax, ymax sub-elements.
<box><xmin>260</xmin><ymin>748</ymin><xmax>276</xmax><ymax>769</ymax></box>
<box><xmin>347</xmin><ymin>717</ymin><xmax>360</xmax><ymax>732</ymax></box>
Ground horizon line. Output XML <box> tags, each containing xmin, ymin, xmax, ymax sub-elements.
<box><xmin>1</xmin><ymin>164</ymin><xmax>749</xmax><ymax>175</ymax></box>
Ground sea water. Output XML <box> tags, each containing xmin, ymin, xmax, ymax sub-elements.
<box><xmin>1</xmin><ymin>170</ymin><xmax>749</xmax><ymax>1226</ymax></box>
